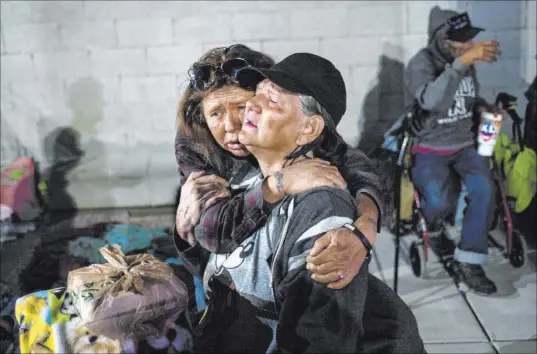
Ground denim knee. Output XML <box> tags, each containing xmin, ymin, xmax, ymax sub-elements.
<box><xmin>422</xmin><ymin>185</ymin><xmax>450</xmax><ymax>222</ymax></box>
<box><xmin>466</xmin><ymin>175</ymin><xmax>493</xmax><ymax>205</ymax></box>
<box><xmin>427</xmin><ymin>199</ymin><xmax>448</xmax><ymax>221</ymax></box>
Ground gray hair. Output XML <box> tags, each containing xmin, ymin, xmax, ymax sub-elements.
<box><xmin>299</xmin><ymin>95</ymin><xmax>332</xmax><ymax>124</ymax></box>
<box><xmin>290</xmin><ymin>94</ymin><xmax>347</xmax><ymax>167</ymax></box>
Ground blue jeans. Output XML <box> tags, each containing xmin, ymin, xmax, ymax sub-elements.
<box><xmin>411</xmin><ymin>147</ymin><xmax>494</xmax><ymax>265</ymax></box>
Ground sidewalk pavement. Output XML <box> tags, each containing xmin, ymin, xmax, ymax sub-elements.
<box><xmin>373</xmin><ymin>226</ymin><xmax>536</xmax><ymax>354</ymax></box>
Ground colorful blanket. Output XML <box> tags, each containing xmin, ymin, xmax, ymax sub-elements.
<box><xmin>68</xmin><ymin>224</ymin><xmax>169</xmax><ymax>264</ymax></box>
<box><xmin>15</xmin><ymin>287</ymin><xmax>192</xmax><ymax>353</ymax></box>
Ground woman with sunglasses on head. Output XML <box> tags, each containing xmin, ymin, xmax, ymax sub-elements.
<box><xmin>174</xmin><ymin>44</ymin><xmax>387</xmax><ymax>291</ymax></box>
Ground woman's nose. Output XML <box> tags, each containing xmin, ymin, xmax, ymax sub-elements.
<box><xmin>224</xmin><ymin>112</ymin><xmax>241</xmax><ymax>132</ymax></box>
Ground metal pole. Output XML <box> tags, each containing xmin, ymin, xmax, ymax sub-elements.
<box><xmin>393</xmin><ymin>166</ymin><xmax>402</xmax><ymax>293</ymax></box>
<box><xmin>393</xmin><ymin>136</ymin><xmax>406</xmax><ymax>293</ymax></box>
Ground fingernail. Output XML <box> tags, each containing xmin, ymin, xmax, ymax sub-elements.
<box><xmin>311</xmin><ymin>274</ymin><xmax>316</xmax><ymax>279</ymax></box>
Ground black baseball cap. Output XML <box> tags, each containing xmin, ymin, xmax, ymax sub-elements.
<box><xmin>446</xmin><ymin>12</ymin><xmax>484</xmax><ymax>42</ymax></box>
<box><xmin>235</xmin><ymin>53</ymin><xmax>346</xmax><ymax>129</ymax></box>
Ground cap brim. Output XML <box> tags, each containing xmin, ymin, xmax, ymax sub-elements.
<box><xmin>236</xmin><ymin>66</ymin><xmax>340</xmax><ymax>131</ymax></box>
<box><xmin>236</xmin><ymin>67</ymin><xmax>311</xmax><ymax>96</ymax></box>
<box><xmin>448</xmin><ymin>26</ymin><xmax>484</xmax><ymax>42</ymax></box>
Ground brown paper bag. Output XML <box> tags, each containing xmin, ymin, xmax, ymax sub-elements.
<box><xmin>67</xmin><ymin>244</ymin><xmax>188</xmax><ymax>340</ymax></box>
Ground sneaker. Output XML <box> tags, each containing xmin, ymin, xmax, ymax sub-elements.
<box><xmin>452</xmin><ymin>261</ymin><xmax>497</xmax><ymax>295</ymax></box>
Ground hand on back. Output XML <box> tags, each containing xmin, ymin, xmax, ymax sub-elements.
<box><xmin>281</xmin><ymin>158</ymin><xmax>347</xmax><ymax>195</ymax></box>
<box><xmin>176</xmin><ymin>171</ymin><xmax>230</xmax><ymax>246</ymax></box>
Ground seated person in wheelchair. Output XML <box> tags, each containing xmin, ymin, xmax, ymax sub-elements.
<box><xmin>404</xmin><ymin>7</ymin><xmax>509</xmax><ymax>295</ymax></box>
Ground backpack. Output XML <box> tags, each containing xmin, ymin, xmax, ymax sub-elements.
<box><xmin>494</xmin><ymin>133</ymin><xmax>536</xmax><ymax>213</ymax></box>
<box><xmin>0</xmin><ymin>157</ymin><xmax>43</xmax><ymax>222</ymax></box>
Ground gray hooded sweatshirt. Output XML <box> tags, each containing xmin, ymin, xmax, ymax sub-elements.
<box><xmin>404</xmin><ymin>6</ymin><xmax>491</xmax><ymax>150</ymax></box>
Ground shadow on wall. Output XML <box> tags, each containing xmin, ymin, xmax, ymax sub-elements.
<box><xmin>354</xmin><ymin>44</ymin><xmax>407</xmax><ymax>226</ymax></box>
<box><xmin>66</xmin><ymin>77</ymin><xmax>107</xmax><ymax>180</ymax></box>
<box><xmin>42</xmin><ymin>126</ymin><xmax>83</xmax><ymax>223</ymax></box>
<box><xmin>358</xmin><ymin>48</ymin><xmax>406</xmax><ymax>155</ymax></box>
<box><xmin>40</xmin><ymin>77</ymin><xmax>109</xmax><ymax>222</ymax></box>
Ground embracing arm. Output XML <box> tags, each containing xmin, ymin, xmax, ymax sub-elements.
<box><xmin>355</xmin><ymin>193</ymin><xmax>379</xmax><ymax>242</ymax></box>
<box><xmin>175</xmin><ymin>132</ymin><xmax>347</xmax><ymax>254</ymax></box>
<box><xmin>343</xmin><ymin>146</ymin><xmax>384</xmax><ymax>232</ymax></box>
<box><xmin>175</xmin><ymin>132</ymin><xmax>276</xmax><ymax>253</ymax></box>
<box><xmin>173</xmin><ymin>228</ymin><xmax>211</xmax><ymax>279</ymax></box>
<box><xmin>274</xmin><ymin>188</ymin><xmax>368</xmax><ymax>353</ymax></box>
<box><xmin>303</xmin><ymin>148</ymin><xmax>382</xmax><ymax>289</ymax></box>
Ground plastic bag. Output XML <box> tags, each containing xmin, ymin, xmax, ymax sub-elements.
<box><xmin>507</xmin><ymin>148</ymin><xmax>536</xmax><ymax>213</ymax></box>
<box><xmin>494</xmin><ymin>133</ymin><xmax>536</xmax><ymax>213</ymax></box>
<box><xmin>67</xmin><ymin>245</ymin><xmax>188</xmax><ymax>340</ymax></box>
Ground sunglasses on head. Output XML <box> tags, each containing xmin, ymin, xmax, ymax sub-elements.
<box><xmin>188</xmin><ymin>57</ymin><xmax>252</xmax><ymax>92</ymax></box>
<box><xmin>448</xmin><ymin>16</ymin><xmax>469</xmax><ymax>30</ymax></box>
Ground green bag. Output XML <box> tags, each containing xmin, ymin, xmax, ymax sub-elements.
<box><xmin>494</xmin><ymin>133</ymin><xmax>537</xmax><ymax>213</ymax></box>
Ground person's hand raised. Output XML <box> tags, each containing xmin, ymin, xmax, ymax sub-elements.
<box><xmin>459</xmin><ymin>40</ymin><xmax>501</xmax><ymax>65</ymax></box>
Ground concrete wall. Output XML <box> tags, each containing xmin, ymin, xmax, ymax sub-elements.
<box><xmin>1</xmin><ymin>0</ymin><xmax>535</xmax><ymax>209</ymax></box>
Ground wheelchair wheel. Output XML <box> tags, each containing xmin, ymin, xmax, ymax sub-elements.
<box><xmin>509</xmin><ymin>230</ymin><xmax>528</xmax><ymax>268</ymax></box>
<box><xmin>409</xmin><ymin>240</ymin><xmax>427</xmax><ymax>278</ymax></box>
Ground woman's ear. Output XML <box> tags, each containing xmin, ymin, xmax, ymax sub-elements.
<box><xmin>296</xmin><ymin>115</ymin><xmax>325</xmax><ymax>146</ymax></box>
